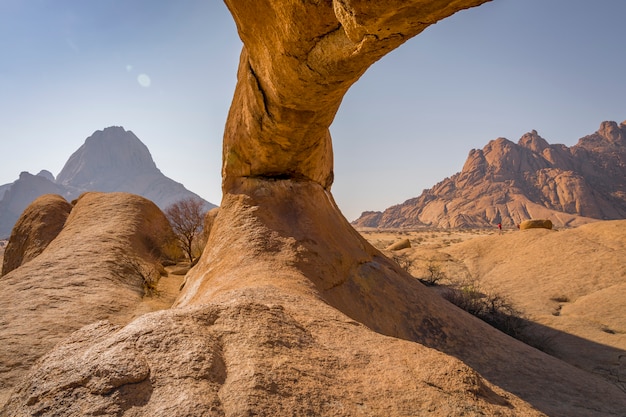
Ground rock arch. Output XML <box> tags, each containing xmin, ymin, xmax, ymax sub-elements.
<box><xmin>5</xmin><ymin>2</ymin><xmax>626</xmax><ymax>415</ymax></box>
<box><xmin>221</xmin><ymin>0</ymin><xmax>491</xmax><ymax>192</ymax></box>
<box><xmin>179</xmin><ymin>0</ymin><xmax>494</xmax><ymax>331</ymax></box>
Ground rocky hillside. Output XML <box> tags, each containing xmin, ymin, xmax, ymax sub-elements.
<box><xmin>0</xmin><ymin>127</ymin><xmax>216</xmax><ymax>238</ymax></box>
<box><xmin>354</xmin><ymin>120</ymin><xmax>626</xmax><ymax>229</ymax></box>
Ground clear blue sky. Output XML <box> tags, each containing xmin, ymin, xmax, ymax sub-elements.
<box><xmin>1</xmin><ymin>1</ymin><xmax>625</xmax><ymax>221</ymax></box>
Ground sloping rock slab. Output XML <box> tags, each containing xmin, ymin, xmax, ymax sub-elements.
<box><xmin>3</xmin><ymin>291</ymin><xmax>542</xmax><ymax>417</ymax></box>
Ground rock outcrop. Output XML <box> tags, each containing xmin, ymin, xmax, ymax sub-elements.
<box><xmin>387</xmin><ymin>238</ymin><xmax>412</xmax><ymax>251</ymax></box>
<box><xmin>1</xmin><ymin>194</ymin><xmax>72</xmax><ymax>276</ymax></box>
<box><xmin>0</xmin><ymin>192</ymin><xmax>175</xmax><ymax>406</ymax></box>
<box><xmin>0</xmin><ymin>127</ymin><xmax>215</xmax><ymax>238</ymax></box>
<box><xmin>3</xmin><ymin>1</ymin><xmax>626</xmax><ymax>416</ymax></box>
<box><xmin>3</xmin><ymin>296</ymin><xmax>544</xmax><ymax>417</ymax></box>
<box><xmin>520</xmin><ymin>219</ymin><xmax>553</xmax><ymax>230</ymax></box>
<box><xmin>354</xmin><ymin>121</ymin><xmax>626</xmax><ymax>229</ymax></box>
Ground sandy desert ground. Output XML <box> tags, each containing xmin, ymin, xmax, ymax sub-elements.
<box><xmin>357</xmin><ymin>220</ymin><xmax>626</xmax><ymax>390</ymax></box>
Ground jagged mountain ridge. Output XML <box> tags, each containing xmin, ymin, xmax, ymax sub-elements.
<box><xmin>354</xmin><ymin>120</ymin><xmax>626</xmax><ymax>229</ymax></box>
<box><xmin>0</xmin><ymin>126</ymin><xmax>216</xmax><ymax>238</ymax></box>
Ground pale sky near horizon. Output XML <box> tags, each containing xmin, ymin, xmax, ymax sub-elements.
<box><xmin>1</xmin><ymin>0</ymin><xmax>625</xmax><ymax>221</ymax></box>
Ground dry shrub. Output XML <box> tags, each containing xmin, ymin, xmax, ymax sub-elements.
<box><xmin>392</xmin><ymin>253</ymin><xmax>414</xmax><ymax>274</ymax></box>
<box><xmin>440</xmin><ymin>280</ymin><xmax>528</xmax><ymax>341</ymax></box>
<box><xmin>422</xmin><ymin>259</ymin><xmax>446</xmax><ymax>286</ymax></box>
<box><xmin>118</xmin><ymin>254</ymin><xmax>161</xmax><ymax>297</ymax></box>
<box><xmin>439</xmin><ymin>279</ymin><xmax>556</xmax><ymax>353</ymax></box>
<box><xmin>392</xmin><ymin>255</ymin><xmax>447</xmax><ymax>287</ymax></box>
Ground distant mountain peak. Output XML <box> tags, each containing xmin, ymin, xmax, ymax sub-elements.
<box><xmin>0</xmin><ymin>127</ymin><xmax>216</xmax><ymax>238</ymax></box>
<box><xmin>353</xmin><ymin>119</ymin><xmax>626</xmax><ymax>229</ymax></box>
<box><xmin>56</xmin><ymin>126</ymin><xmax>158</xmax><ymax>188</ymax></box>
<box><xmin>36</xmin><ymin>170</ymin><xmax>55</xmax><ymax>182</ymax></box>
<box><xmin>518</xmin><ymin>130</ymin><xmax>549</xmax><ymax>152</ymax></box>
<box><xmin>597</xmin><ymin>120</ymin><xmax>625</xmax><ymax>144</ymax></box>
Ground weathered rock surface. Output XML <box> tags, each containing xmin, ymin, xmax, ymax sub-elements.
<box><xmin>0</xmin><ymin>192</ymin><xmax>175</xmax><ymax>406</ymax></box>
<box><xmin>3</xmin><ymin>297</ymin><xmax>542</xmax><ymax>417</ymax></box>
<box><xmin>0</xmin><ymin>126</ymin><xmax>215</xmax><ymax>238</ymax></box>
<box><xmin>202</xmin><ymin>207</ymin><xmax>219</xmax><ymax>241</ymax></box>
<box><xmin>6</xmin><ymin>180</ymin><xmax>625</xmax><ymax>416</ymax></box>
<box><xmin>519</xmin><ymin>219</ymin><xmax>552</xmax><ymax>230</ymax></box>
<box><xmin>354</xmin><ymin>121</ymin><xmax>626</xmax><ymax>229</ymax></box>
<box><xmin>387</xmin><ymin>238</ymin><xmax>412</xmax><ymax>251</ymax></box>
<box><xmin>221</xmin><ymin>0</ymin><xmax>492</xmax><ymax>193</ymax></box>
<box><xmin>4</xmin><ymin>1</ymin><xmax>625</xmax><ymax>416</ymax></box>
<box><xmin>1</xmin><ymin>194</ymin><xmax>71</xmax><ymax>276</ymax></box>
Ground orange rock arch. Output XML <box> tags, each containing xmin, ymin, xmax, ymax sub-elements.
<box><xmin>221</xmin><ymin>0</ymin><xmax>491</xmax><ymax>192</ymax></box>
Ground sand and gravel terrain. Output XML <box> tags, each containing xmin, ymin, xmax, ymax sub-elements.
<box><xmin>359</xmin><ymin>220</ymin><xmax>626</xmax><ymax>391</ymax></box>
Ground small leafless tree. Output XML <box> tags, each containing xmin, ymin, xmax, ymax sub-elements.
<box><xmin>164</xmin><ymin>197</ymin><xmax>207</xmax><ymax>263</ymax></box>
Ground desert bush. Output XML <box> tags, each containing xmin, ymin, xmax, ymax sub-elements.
<box><xmin>441</xmin><ymin>280</ymin><xmax>556</xmax><ymax>352</ymax></box>
<box><xmin>118</xmin><ymin>254</ymin><xmax>161</xmax><ymax>297</ymax></box>
<box><xmin>392</xmin><ymin>254</ymin><xmax>414</xmax><ymax>274</ymax></box>
<box><xmin>161</xmin><ymin>237</ymin><xmax>184</xmax><ymax>262</ymax></box>
<box><xmin>441</xmin><ymin>280</ymin><xmax>527</xmax><ymax>340</ymax></box>
<box><xmin>392</xmin><ymin>256</ymin><xmax>447</xmax><ymax>287</ymax></box>
<box><xmin>421</xmin><ymin>259</ymin><xmax>446</xmax><ymax>286</ymax></box>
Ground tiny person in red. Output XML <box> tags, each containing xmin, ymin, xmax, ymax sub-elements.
<box><xmin>497</xmin><ymin>222</ymin><xmax>502</xmax><ymax>235</ymax></box>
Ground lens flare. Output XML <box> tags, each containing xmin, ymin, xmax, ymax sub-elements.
<box><xmin>137</xmin><ymin>74</ymin><xmax>151</xmax><ymax>87</ymax></box>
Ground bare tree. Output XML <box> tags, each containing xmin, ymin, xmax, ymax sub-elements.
<box><xmin>164</xmin><ymin>197</ymin><xmax>207</xmax><ymax>263</ymax></box>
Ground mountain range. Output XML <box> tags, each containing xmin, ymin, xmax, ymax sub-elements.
<box><xmin>353</xmin><ymin>120</ymin><xmax>626</xmax><ymax>229</ymax></box>
<box><xmin>0</xmin><ymin>126</ymin><xmax>216</xmax><ymax>238</ymax></box>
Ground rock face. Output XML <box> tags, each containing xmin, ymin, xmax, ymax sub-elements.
<box><xmin>4</xmin><ymin>1</ymin><xmax>626</xmax><ymax>416</ymax></box>
<box><xmin>1</xmin><ymin>194</ymin><xmax>72</xmax><ymax>276</ymax></box>
<box><xmin>221</xmin><ymin>0</ymin><xmax>490</xmax><ymax>193</ymax></box>
<box><xmin>2</xmin><ymin>298</ymin><xmax>544</xmax><ymax>417</ymax></box>
<box><xmin>0</xmin><ymin>192</ymin><xmax>175</xmax><ymax>406</ymax></box>
<box><xmin>0</xmin><ymin>126</ymin><xmax>215</xmax><ymax>238</ymax></box>
<box><xmin>354</xmin><ymin>121</ymin><xmax>626</xmax><ymax>229</ymax></box>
